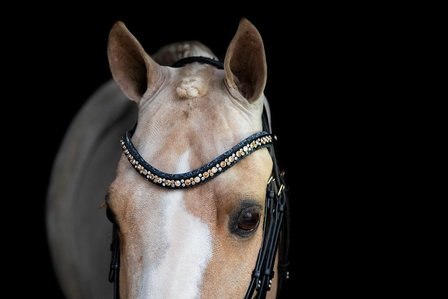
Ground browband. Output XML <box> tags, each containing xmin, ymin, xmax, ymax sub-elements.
<box><xmin>120</xmin><ymin>131</ymin><xmax>273</xmax><ymax>189</ymax></box>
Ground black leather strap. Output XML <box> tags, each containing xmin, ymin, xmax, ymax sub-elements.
<box><xmin>243</xmin><ymin>131</ymin><xmax>289</xmax><ymax>299</ymax></box>
<box><xmin>171</xmin><ymin>56</ymin><xmax>223</xmax><ymax>69</ymax></box>
<box><xmin>106</xmin><ymin>208</ymin><xmax>120</xmax><ymax>299</ymax></box>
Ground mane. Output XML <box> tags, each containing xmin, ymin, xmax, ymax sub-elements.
<box><xmin>151</xmin><ymin>41</ymin><xmax>217</xmax><ymax>66</ymax></box>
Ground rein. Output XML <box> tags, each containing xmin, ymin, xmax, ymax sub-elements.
<box><xmin>106</xmin><ymin>56</ymin><xmax>290</xmax><ymax>299</ymax></box>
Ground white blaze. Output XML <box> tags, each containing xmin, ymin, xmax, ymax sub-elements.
<box><xmin>142</xmin><ymin>151</ymin><xmax>212</xmax><ymax>299</ymax></box>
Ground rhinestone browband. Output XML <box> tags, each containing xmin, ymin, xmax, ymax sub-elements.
<box><xmin>120</xmin><ymin>131</ymin><xmax>273</xmax><ymax>189</ymax></box>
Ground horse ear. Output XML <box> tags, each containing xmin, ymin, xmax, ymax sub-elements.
<box><xmin>224</xmin><ymin>19</ymin><xmax>267</xmax><ymax>103</ymax></box>
<box><xmin>108</xmin><ymin>21</ymin><xmax>163</xmax><ymax>103</ymax></box>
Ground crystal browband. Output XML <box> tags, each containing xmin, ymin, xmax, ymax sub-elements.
<box><xmin>120</xmin><ymin>131</ymin><xmax>273</xmax><ymax>189</ymax></box>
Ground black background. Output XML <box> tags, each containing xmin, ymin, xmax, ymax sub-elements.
<box><xmin>4</xmin><ymin>6</ymin><xmax>365</xmax><ymax>299</ymax></box>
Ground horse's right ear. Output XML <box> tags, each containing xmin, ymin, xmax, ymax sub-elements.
<box><xmin>224</xmin><ymin>19</ymin><xmax>267</xmax><ymax>104</ymax></box>
<box><xmin>108</xmin><ymin>21</ymin><xmax>163</xmax><ymax>103</ymax></box>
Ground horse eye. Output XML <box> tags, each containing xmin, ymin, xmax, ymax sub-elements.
<box><xmin>238</xmin><ymin>209</ymin><xmax>260</xmax><ymax>231</ymax></box>
<box><xmin>230</xmin><ymin>206</ymin><xmax>260</xmax><ymax>238</ymax></box>
<box><xmin>229</xmin><ymin>201</ymin><xmax>262</xmax><ymax>238</ymax></box>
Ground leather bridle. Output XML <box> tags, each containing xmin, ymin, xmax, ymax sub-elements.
<box><xmin>106</xmin><ymin>57</ymin><xmax>290</xmax><ymax>299</ymax></box>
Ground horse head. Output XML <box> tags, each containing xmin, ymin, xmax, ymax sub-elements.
<box><xmin>106</xmin><ymin>19</ymin><xmax>284</xmax><ymax>299</ymax></box>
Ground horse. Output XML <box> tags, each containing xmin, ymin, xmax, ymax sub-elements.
<box><xmin>46</xmin><ymin>18</ymin><xmax>289</xmax><ymax>299</ymax></box>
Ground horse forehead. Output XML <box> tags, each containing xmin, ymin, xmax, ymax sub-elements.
<box><xmin>113</xmin><ymin>63</ymin><xmax>267</xmax><ymax>201</ymax></box>
<box><xmin>133</xmin><ymin>69</ymin><xmax>257</xmax><ymax>172</ymax></box>
<box><xmin>174</xmin><ymin>64</ymin><xmax>215</xmax><ymax>99</ymax></box>
<box><xmin>164</xmin><ymin>64</ymin><xmax>244</xmax><ymax>115</ymax></box>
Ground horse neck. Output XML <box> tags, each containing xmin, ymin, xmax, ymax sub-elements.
<box><xmin>152</xmin><ymin>41</ymin><xmax>217</xmax><ymax>66</ymax></box>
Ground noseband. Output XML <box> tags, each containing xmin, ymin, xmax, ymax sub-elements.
<box><xmin>106</xmin><ymin>56</ymin><xmax>290</xmax><ymax>299</ymax></box>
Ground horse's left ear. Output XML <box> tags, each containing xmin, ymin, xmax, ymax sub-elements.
<box><xmin>224</xmin><ymin>19</ymin><xmax>267</xmax><ymax>103</ymax></box>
